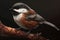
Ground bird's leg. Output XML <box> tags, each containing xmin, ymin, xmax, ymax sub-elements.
<box><xmin>15</xmin><ymin>27</ymin><xmax>21</xmax><ymax>30</ymax></box>
<box><xmin>26</xmin><ymin>28</ymin><xmax>38</xmax><ymax>36</ymax></box>
<box><xmin>26</xmin><ymin>29</ymin><xmax>34</xmax><ymax>36</ymax></box>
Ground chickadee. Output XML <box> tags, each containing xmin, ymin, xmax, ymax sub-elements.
<box><xmin>10</xmin><ymin>2</ymin><xmax>60</xmax><ymax>31</ymax></box>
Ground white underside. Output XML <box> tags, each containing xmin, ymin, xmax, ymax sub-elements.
<box><xmin>13</xmin><ymin>13</ymin><xmax>29</xmax><ymax>29</ymax></box>
<box><xmin>13</xmin><ymin>13</ymin><xmax>39</xmax><ymax>30</ymax></box>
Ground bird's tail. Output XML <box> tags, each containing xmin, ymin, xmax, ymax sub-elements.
<box><xmin>41</xmin><ymin>21</ymin><xmax>60</xmax><ymax>31</ymax></box>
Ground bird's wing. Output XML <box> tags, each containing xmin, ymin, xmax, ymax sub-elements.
<box><xmin>26</xmin><ymin>14</ymin><xmax>60</xmax><ymax>31</ymax></box>
<box><xmin>26</xmin><ymin>14</ymin><xmax>45</xmax><ymax>23</ymax></box>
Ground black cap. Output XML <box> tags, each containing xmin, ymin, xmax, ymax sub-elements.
<box><xmin>10</xmin><ymin>2</ymin><xmax>31</xmax><ymax>10</ymax></box>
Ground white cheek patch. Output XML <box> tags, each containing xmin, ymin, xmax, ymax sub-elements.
<box><xmin>13</xmin><ymin>8</ymin><xmax>28</xmax><ymax>13</ymax></box>
<box><xmin>13</xmin><ymin>13</ymin><xmax>23</xmax><ymax>21</ymax></box>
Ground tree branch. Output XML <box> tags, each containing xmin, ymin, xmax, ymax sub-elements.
<box><xmin>0</xmin><ymin>21</ymin><xmax>48</xmax><ymax>40</ymax></box>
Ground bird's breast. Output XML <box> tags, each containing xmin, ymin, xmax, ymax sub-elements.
<box><xmin>17</xmin><ymin>14</ymin><xmax>39</xmax><ymax>30</ymax></box>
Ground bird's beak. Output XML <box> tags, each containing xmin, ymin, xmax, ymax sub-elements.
<box><xmin>9</xmin><ymin>9</ymin><xmax>11</xmax><ymax>11</ymax></box>
<box><xmin>9</xmin><ymin>7</ymin><xmax>13</xmax><ymax>11</ymax></box>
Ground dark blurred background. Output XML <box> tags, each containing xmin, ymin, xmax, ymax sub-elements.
<box><xmin>0</xmin><ymin>0</ymin><xmax>60</xmax><ymax>40</ymax></box>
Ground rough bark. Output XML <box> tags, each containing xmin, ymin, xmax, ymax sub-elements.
<box><xmin>0</xmin><ymin>21</ymin><xmax>48</xmax><ymax>40</ymax></box>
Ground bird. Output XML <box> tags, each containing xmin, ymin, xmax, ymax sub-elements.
<box><xmin>9</xmin><ymin>2</ymin><xmax>60</xmax><ymax>32</ymax></box>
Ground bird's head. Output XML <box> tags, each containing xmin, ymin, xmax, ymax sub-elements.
<box><xmin>10</xmin><ymin>2</ymin><xmax>36</xmax><ymax>16</ymax></box>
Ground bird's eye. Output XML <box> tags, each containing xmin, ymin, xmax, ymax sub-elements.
<box><xmin>13</xmin><ymin>8</ymin><xmax>28</xmax><ymax>13</ymax></box>
<box><xmin>19</xmin><ymin>8</ymin><xmax>28</xmax><ymax>13</ymax></box>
